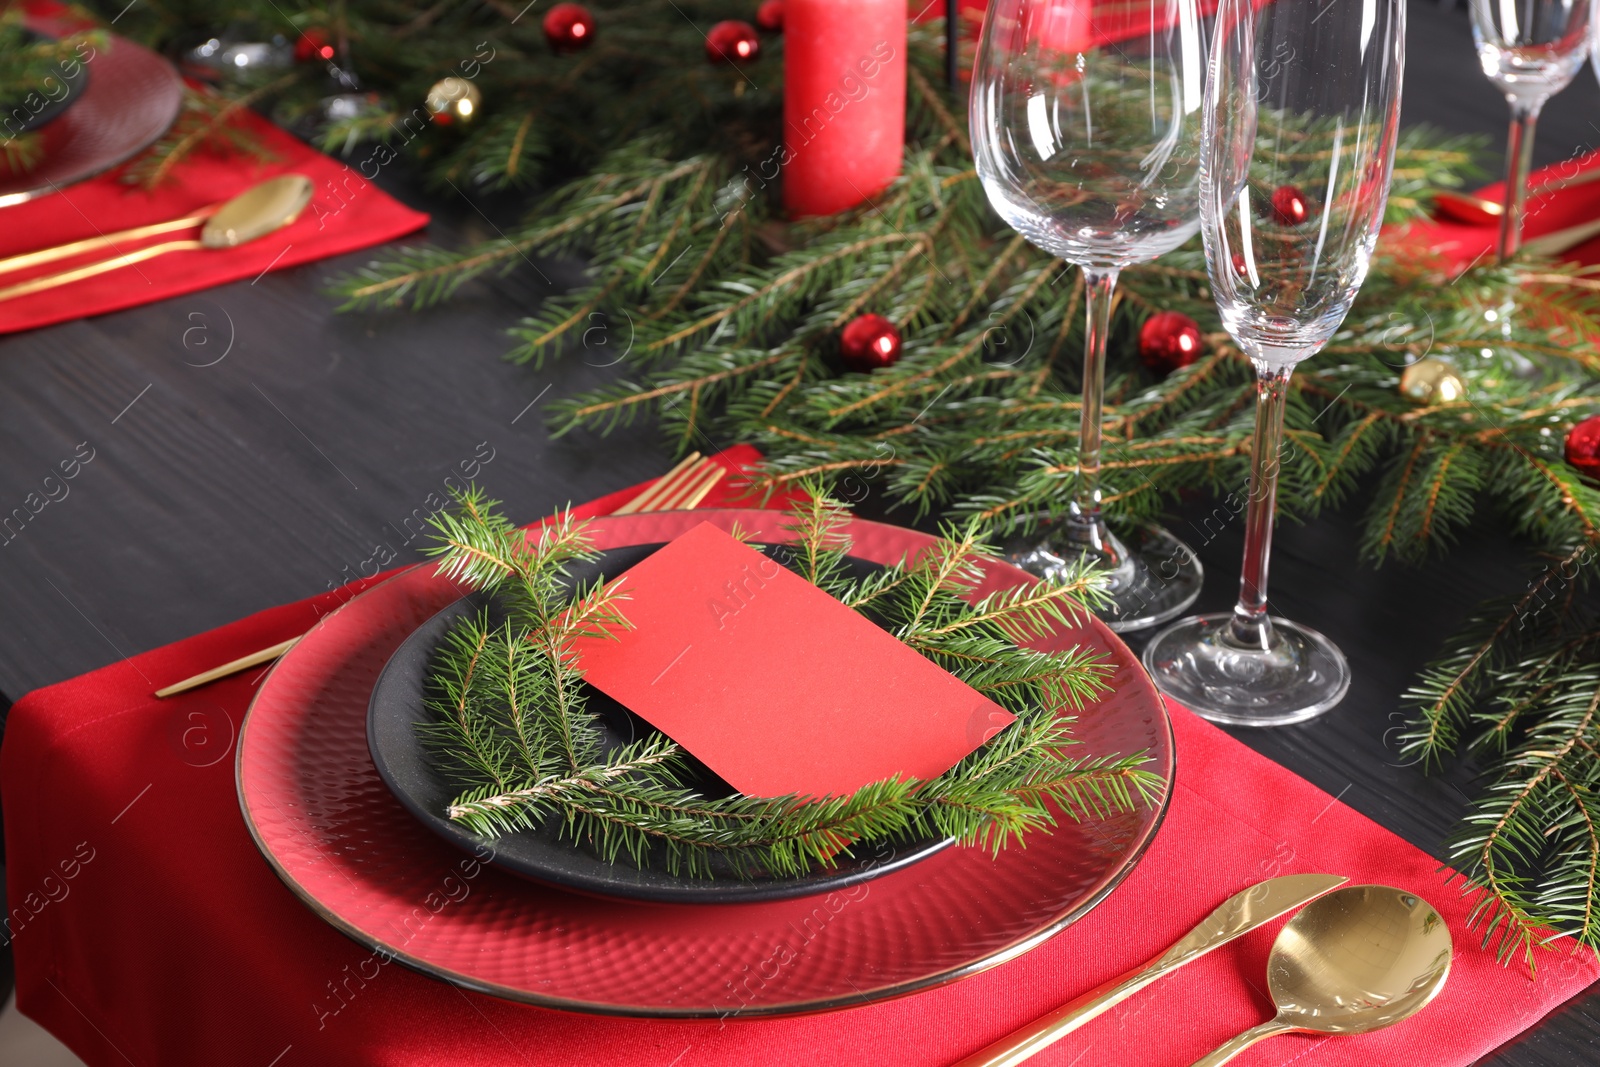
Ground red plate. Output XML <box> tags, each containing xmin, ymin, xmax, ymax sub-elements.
<box><xmin>237</xmin><ymin>510</ymin><xmax>1173</xmax><ymax>1017</ymax></box>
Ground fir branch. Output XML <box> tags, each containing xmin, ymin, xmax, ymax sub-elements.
<box><xmin>123</xmin><ymin>76</ymin><xmax>294</xmax><ymax>189</ymax></box>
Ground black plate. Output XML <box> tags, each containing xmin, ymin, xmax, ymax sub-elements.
<box><xmin>367</xmin><ymin>543</ymin><xmax>953</xmax><ymax>904</ymax></box>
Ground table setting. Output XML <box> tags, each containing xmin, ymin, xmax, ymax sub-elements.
<box><xmin>0</xmin><ymin>2</ymin><xmax>426</xmax><ymax>335</ymax></box>
<box><xmin>8</xmin><ymin>447</ymin><xmax>1596</xmax><ymax>1067</ymax></box>
<box><xmin>0</xmin><ymin>0</ymin><xmax>1599</xmax><ymax>1066</ymax></box>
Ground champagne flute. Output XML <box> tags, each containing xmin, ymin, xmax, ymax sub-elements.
<box><xmin>1141</xmin><ymin>0</ymin><xmax>1405</xmax><ymax>725</ymax></box>
<box><xmin>1471</xmin><ymin>0</ymin><xmax>1590</xmax><ymax>261</ymax></box>
<box><xmin>970</xmin><ymin>0</ymin><xmax>1209</xmax><ymax>632</ymax></box>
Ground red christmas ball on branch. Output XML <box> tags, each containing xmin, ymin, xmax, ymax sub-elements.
<box><xmin>756</xmin><ymin>0</ymin><xmax>785</xmax><ymax>31</ymax></box>
<box><xmin>1138</xmin><ymin>311</ymin><xmax>1203</xmax><ymax>374</ymax></box>
<box><xmin>294</xmin><ymin>28</ymin><xmax>334</xmax><ymax>63</ymax></box>
<box><xmin>706</xmin><ymin>20</ymin><xmax>761</xmax><ymax>63</ymax></box>
<box><xmin>1567</xmin><ymin>414</ymin><xmax>1600</xmax><ymax>480</ymax></box>
<box><xmin>544</xmin><ymin>3</ymin><xmax>596</xmax><ymax>51</ymax></box>
<box><xmin>1270</xmin><ymin>184</ymin><xmax>1309</xmax><ymax>226</ymax></box>
<box><xmin>840</xmin><ymin>314</ymin><xmax>901</xmax><ymax>372</ymax></box>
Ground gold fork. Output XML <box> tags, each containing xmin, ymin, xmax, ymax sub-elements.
<box><xmin>152</xmin><ymin>455</ymin><xmax>727</xmax><ymax>698</ymax></box>
<box><xmin>612</xmin><ymin>451</ymin><xmax>726</xmax><ymax>514</ymax></box>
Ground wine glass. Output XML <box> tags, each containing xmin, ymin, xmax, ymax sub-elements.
<box><xmin>1471</xmin><ymin>0</ymin><xmax>1590</xmax><ymax>261</ymax></box>
<box><xmin>1141</xmin><ymin>0</ymin><xmax>1405</xmax><ymax>726</ymax></box>
<box><xmin>970</xmin><ymin>0</ymin><xmax>1209</xmax><ymax>632</ymax></box>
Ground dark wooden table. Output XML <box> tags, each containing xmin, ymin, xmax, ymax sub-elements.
<box><xmin>1</xmin><ymin>2</ymin><xmax>1597</xmax><ymax>1062</ymax></box>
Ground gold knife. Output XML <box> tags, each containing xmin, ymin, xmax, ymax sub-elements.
<box><xmin>950</xmin><ymin>873</ymin><xmax>1349</xmax><ymax>1067</ymax></box>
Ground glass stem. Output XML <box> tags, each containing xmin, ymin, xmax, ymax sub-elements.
<box><xmin>1069</xmin><ymin>267</ymin><xmax>1120</xmax><ymax>562</ymax></box>
<box><xmin>1497</xmin><ymin>98</ymin><xmax>1541</xmax><ymax>263</ymax></box>
<box><xmin>1228</xmin><ymin>360</ymin><xmax>1293</xmax><ymax>651</ymax></box>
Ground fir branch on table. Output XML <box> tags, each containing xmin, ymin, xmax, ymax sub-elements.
<box><xmin>91</xmin><ymin>0</ymin><xmax>787</xmax><ymax>195</ymax></box>
<box><xmin>1398</xmin><ymin>544</ymin><xmax>1600</xmax><ymax>967</ymax></box>
<box><xmin>417</xmin><ymin>483</ymin><xmax>1154</xmax><ymax>879</ymax></box>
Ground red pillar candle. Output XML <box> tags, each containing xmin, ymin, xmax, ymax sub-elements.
<box><xmin>782</xmin><ymin>0</ymin><xmax>907</xmax><ymax>217</ymax></box>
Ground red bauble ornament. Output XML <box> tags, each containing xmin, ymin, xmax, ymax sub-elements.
<box><xmin>543</xmin><ymin>3</ymin><xmax>596</xmax><ymax>51</ymax></box>
<box><xmin>706</xmin><ymin>20</ymin><xmax>761</xmax><ymax>63</ymax></box>
<box><xmin>294</xmin><ymin>28</ymin><xmax>334</xmax><ymax>63</ymax></box>
<box><xmin>1230</xmin><ymin>251</ymin><xmax>1250</xmax><ymax>278</ymax></box>
<box><xmin>756</xmin><ymin>0</ymin><xmax>785</xmax><ymax>31</ymax></box>
<box><xmin>1567</xmin><ymin>415</ymin><xmax>1600</xmax><ymax>479</ymax></box>
<box><xmin>1270</xmin><ymin>184</ymin><xmax>1309</xmax><ymax>225</ymax></box>
<box><xmin>1138</xmin><ymin>311</ymin><xmax>1203</xmax><ymax>373</ymax></box>
<box><xmin>839</xmin><ymin>314</ymin><xmax>901</xmax><ymax>372</ymax></box>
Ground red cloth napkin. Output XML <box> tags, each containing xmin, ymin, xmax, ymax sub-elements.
<box><xmin>0</xmin><ymin>76</ymin><xmax>429</xmax><ymax>335</ymax></box>
<box><xmin>4</xmin><ymin>446</ymin><xmax>1597</xmax><ymax>1067</ymax></box>
<box><xmin>1387</xmin><ymin>148</ymin><xmax>1600</xmax><ymax>271</ymax></box>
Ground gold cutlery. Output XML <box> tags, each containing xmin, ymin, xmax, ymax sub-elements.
<box><xmin>1426</xmin><ymin>196</ymin><xmax>1600</xmax><ymax>257</ymax></box>
<box><xmin>154</xmin><ymin>637</ymin><xmax>302</xmax><ymax>699</ymax></box>
<box><xmin>1189</xmin><ymin>883</ymin><xmax>1452</xmax><ymax>1066</ymax></box>
<box><xmin>153</xmin><ymin>454</ymin><xmax>726</xmax><ymax>698</ymax></box>
<box><xmin>0</xmin><ymin>176</ymin><xmax>309</xmax><ymax>277</ymax></box>
<box><xmin>611</xmin><ymin>451</ymin><xmax>726</xmax><ymax>514</ymax></box>
<box><xmin>0</xmin><ymin>174</ymin><xmax>314</xmax><ymax>302</ymax></box>
<box><xmin>1433</xmin><ymin>166</ymin><xmax>1600</xmax><ymax>226</ymax></box>
<box><xmin>950</xmin><ymin>873</ymin><xmax>1348</xmax><ymax>1067</ymax></box>
<box><xmin>1431</xmin><ymin>191</ymin><xmax>1504</xmax><ymax>227</ymax></box>
<box><xmin>0</xmin><ymin>212</ymin><xmax>221</xmax><ymax>277</ymax></box>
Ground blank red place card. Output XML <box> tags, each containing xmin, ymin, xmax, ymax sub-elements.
<box><xmin>571</xmin><ymin>523</ymin><xmax>1015</xmax><ymax>799</ymax></box>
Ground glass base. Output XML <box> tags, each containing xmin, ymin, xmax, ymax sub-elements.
<box><xmin>1004</xmin><ymin>521</ymin><xmax>1203</xmax><ymax>633</ymax></box>
<box><xmin>1140</xmin><ymin>612</ymin><xmax>1351</xmax><ymax>727</ymax></box>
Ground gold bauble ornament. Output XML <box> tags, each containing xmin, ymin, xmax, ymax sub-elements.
<box><xmin>1399</xmin><ymin>358</ymin><xmax>1466</xmax><ymax>404</ymax></box>
<box><xmin>425</xmin><ymin>77</ymin><xmax>482</xmax><ymax>124</ymax></box>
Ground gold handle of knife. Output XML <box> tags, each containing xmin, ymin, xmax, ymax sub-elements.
<box><xmin>948</xmin><ymin>962</ymin><xmax>1176</xmax><ymax>1067</ymax></box>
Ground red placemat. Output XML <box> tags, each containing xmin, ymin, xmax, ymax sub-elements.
<box><xmin>1386</xmin><ymin>148</ymin><xmax>1600</xmax><ymax>271</ymax></box>
<box><xmin>3</xmin><ymin>448</ymin><xmax>1597</xmax><ymax>1067</ymax></box>
<box><xmin>0</xmin><ymin>20</ymin><xmax>428</xmax><ymax>335</ymax></box>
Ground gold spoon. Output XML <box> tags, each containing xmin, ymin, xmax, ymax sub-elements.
<box><xmin>1432</xmin><ymin>190</ymin><xmax>1507</xmax><ymax>227</ymax></box>
<box><xmin>0</xmin><ymin>174</ymin><xmax>314</xmax><ymax>302</ymax></box>
<box><xmin>1189</xmin><ymin>884</ymin><xmax>1452</xmax><ymax>1066</ymax></box>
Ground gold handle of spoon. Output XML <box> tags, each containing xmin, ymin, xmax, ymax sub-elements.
<box><xmin>0</xmin><ymin>210</ymin><xmax>213</xmax><ymax>277</ymax></box>
<box><xmin>0</xmin><ymin>239</ymin><xmax>205</xmax><ymax>302</ymax></box>
<box><xmin>1188</xmin><ymin>1018</ymin><xmax>1300</xmax><ymax>1067</ymax></box>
